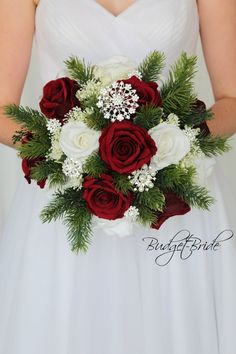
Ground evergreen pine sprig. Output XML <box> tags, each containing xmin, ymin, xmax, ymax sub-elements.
<box><xmin>135</xmin><ymin>186</ymin><xmax>165</xmax><ymax>212</ymax></box>
<box><xmin>82</xmin><ymin>107</ymin><xmax>109</xmax><ymax>131</ymax></box>
<box><xmin>135</xmin><ymin>204</ymin><xmax>158</xmax><ymax>226</ymax></box>
<box><xmin>4</xmin><ymin>104</ymin><xmax>51</xmax><ymax>156</ymax></box>
<box><xmin>31</xmin><ymin>160</ymin><xmax>59</xmax><ymax>180</ymax></box>
<box><xmin>64</xmin><ymin>56</ymin><xmax>95</xmax><ymax>85</ymax></box>
<box><xmin>80</xmin><ymin>93</ymin><xmax>99</xmax><ymax>110</ymax></box>
<box><xmin>138</xmin><ymin>50</ymin><xmax>165</xmax><ymax>82</ymax></box>
<box><xmin>174</xmin><ymin>183</ymin><xmax>214</xmax><ymax>210</ymax></box>
<box><xmin>161</xmin><ymin>52</ymin><xmax>198</xmax><ymax>119</ymax></box>
<box><xmin>12</xmin><ymin>130</ymin><xmax>28</xmax><ymax>144</ymax></box>
<box><xmin>155</xmin><ymin>165</ymin><xmax>213</xmax><ymax>209</ymax></box>
<box><xmin>31</xmin><ymin>160</ymin><xmax>66</xmax><ymax>187</ymax></box>
<box><xmin>134</xmin><ymin>105</ymin><xmax>163</xmax><ymax>130</ymax></box>
<box><xmin>112</xmin><ymin>173</ymin><xmax>133</xmax><ymax>195</ymax></box>
<box><xmin>18</xmin><ymin>139</ymin><xmax>50</xmax><ymax>158</ymax></box>
<box><xmin>83</xmin><ymin>152</ymin><xmax>108</xmax><ymax>177</ymax></box>
<box><xmin>182</xmin><ymin>108</ymin><xmax>214</xmax><ymax>128</ymax></box>
<box><xmin>40</xmin><ymin>188</ymin><xmax>92</xmax><ymax>252</ymax></box>
<box><xmin>155</xmin><ymin>165</ymin><xmax>196</xmax><ymax>190</ymax></box>
<box><xmin>197</xmin><ymin>133</ymin><xmax>231</xmax><ymax>157</ymax></box>
<box><xmin>4</xmin><ymin>104</ymin><xmax>48</xmax><ymax>133</ymax></box>
<box><xmin>48</xmin><ymin>171</ymin><xmax>68</xmax><ymax>189</ymax></box>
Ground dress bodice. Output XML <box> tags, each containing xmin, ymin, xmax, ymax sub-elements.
<box><xmin>35</xmin><ymin>0</ymin><xmax>199</xmax><ymax>84</ymax></box>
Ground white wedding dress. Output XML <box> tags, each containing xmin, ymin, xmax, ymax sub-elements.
<box><xmin>0</xmin><ymin>1</ymin><xmax>236</xmax><ymax>353</ymax></box>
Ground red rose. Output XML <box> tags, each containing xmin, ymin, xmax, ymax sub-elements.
<box><xmin>193</xmin><ymin>99</ymin><xmax>210</xmax><ymax>135</ymax></box>
<box><xmin>21</xmin><ymin>132</ymin><xmax>46</xmax><ymax>189</ymax></box>
<box><xmin>99</xmin><ymin>120</ymin><xmax>157</xmax><ymax>174</ymax></box>
<box><xmin>83</xmin><ymin>174</ymin><xmax>133</xmax><ymax>219</ymax></box>
<box><xmin>121</xmin><ymin>75</ymin><xmax>162</xmax><ymax>107</ymax></box>
<box><xmin>194</xmin><ymin>99</ymin><xmax>206</xmax><ymax>113</ymax></box>
<box><xmin>22</xmin><ymin>157</ymin><xmax>46</xmax><ymax>189</ymax></box>
<box><xmin>151</xmin><ymin>191</ymin><xmax>191</xmax><ymax>229</ymax></box>
<box><xmin>21</xmin><ymin>131</ymin><xmax>33</xmax><ymax>144</ymax></box>
<box><xmin>197</xmin><ymin>121</ymin><xmax>210</xmax><ymax>135</ymax></box>
<box><xmin>39</xmin><ymin>77</ymin><xmax>80</xmax><ymax>122</ymax></box>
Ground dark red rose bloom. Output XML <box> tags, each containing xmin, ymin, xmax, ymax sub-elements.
<box><xmin>22</xmin><ymin>157</ymin><xmax>46</xmax><ymax>189</ymax></box>
<box><xmin>121</xmin><ymin>75</ymin><xmax>162</xmax><ymax>107</ymax></box>
<box><xmin>99</xmin><ymin>120</ymin><xmax>157</xmax><ymax>174</ymax></box>
<box><xmin>21</xmin><ymin>131</ymin><xmax>33</xmax><ymax>144</ymax></box>
<box><xmin>194</xmin><ymin>99</ymin><xmax>207</xmax><ymax>113</ymax></box>
<box><xmin>83</xmin><ymin>174</ymin><xmax>133</xmax><ymax>219</ymax></box>
<box><xmin>193</xmin><ymin>99</ymin><xmax>210</xmax><ymax>135</ymax></box>
<box><xmin>21</xmin><ymin>131</ymin><xmax>46</xmax><ymax>189</ymax></box>
<box><xmin>197</xmin><ymin>121</ymin><xmax>210</xmax><ymax>135</ymax></box>
<box><xmin>39</xmin><ymin>77</ymin><xmax>80</xmax><ymax>122</ymax></box>
<box><xmin>151</xmin><ymin>191</ymin><xmax>191</xmax><ymax>229</ymax></box>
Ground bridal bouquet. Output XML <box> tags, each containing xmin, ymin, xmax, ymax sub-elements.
<box><xmin>5</xmin><ymin>51</ymin><xmax>230</xmax><ymax>252</ymax></box>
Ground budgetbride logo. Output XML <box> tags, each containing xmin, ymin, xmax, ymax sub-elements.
<box><xmin>142</xmin><ymin>229</ymin><xmax>234</xmax><ymax>267</ymax></box>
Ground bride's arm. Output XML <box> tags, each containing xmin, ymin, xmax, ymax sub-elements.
<box><xmin>0</xmin><ymin>0</ymin><xmax>36</xmax><ymax>148</ymax></box>
<box><xmin>198</xmin><ymin>0</ymin><xmax>236</xmax><ymax>137</ymax></box>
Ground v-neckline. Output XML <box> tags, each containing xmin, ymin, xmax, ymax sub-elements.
<box><xmin>93</xmin><ymin>0</ymin><xmax>138</xmax><ymax>19</ymax></box>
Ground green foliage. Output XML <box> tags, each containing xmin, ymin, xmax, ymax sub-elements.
<box><xmin>4</xmin><ymin>104</ymin><xmax>51</xmax><ymax>155</ymax></box>
<box><xmin>134</xmin><ymin>105</ymin><xmax>163</xmax><ymax>130</ymax></box>
<box><xmin>40</xmin><ymin>188</ymin><xmax>92</xmax><ymax>252</ymax></box>
<box><xmin>112</xmin><ymin>173</ymin><xmax>133</xmax><ymax>195</ymax></box>
<box><xmin>31</xmin><ymin>160</ymin><xmax>59</xmax><ymax>180</ymax></box>
<box><xmin>80</xmin><ymin>93</ymin><xmax>99</xmax><ymax>109</ymax></box>
<box><xmin>12</xmin><ymin>130</ymin><xmax>28</xmax><ymax>144</ymax></box>
<box><xmin>155</xmin><ymin>165</ymin><xmax>196</xmax><ymax>190</ymax></box>
<box><xmin>138</xmin><ymin>50</ymin><xmax>165</xmax><ymax>82</ymax></box>
<box><xmin>4</xmin><ymin>104</ymin><xmax>48</xmax><ymax>134</ymax></box>
<box><xmin>134</xmin><ymin>186</ymin><xmax>165</xmax><ymax>212</ymax></box>
<box><xmin>18</xmin><ymin>140</ymin><xmax>50</xmax><ymax>158</ymax></box>
<box><xmin>182</xmin><ymin>108</ymin><xmax>214</xmax><ymax>128</ymax></box>
<box><xmin>175</xmin><ymin>183</ymin><xmax>213</xmax><ymax>210</ymax></box>
<box><xmin>161</xmin><ymin>52</ymin><xmax>197</xmax><ymax>120</ymax></box>
<box><xmin>83</xmin><ymin>152</ymin><xmax>108</xmax><ymax>177</ymax></box>
<box><xmin>31</xmin><ymin>160</ymin><xmax>67</xmax><ymax>187</ymax></box>
<box><xmin>48</xmin><ymin>171</ymin><xmax>68</xmax><ymax>189</ymax></box>
<box><xmin>198</xmin><ymin>133</ymin><xmax>231</xmax><ymax>157</ymax></box>
<box><xmin>64</xmin><ymin>56</ymin><xmax>95</xmax><ymax>85</ymax></box>
<box><xmin>135</xmin><ymin>204</ymin><xmax>157</xmax><ymax>226</ymax></box>
<box><xmin>155</xmin><ymin>165</ymin><xmax>213</xmax><ymax>209</ymax></box>
<box><xmin>82</xmin><ymin>107</ymin><xmax>109</xmax><ymax>131</ymax></box>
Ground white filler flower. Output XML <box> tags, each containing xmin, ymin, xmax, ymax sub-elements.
<box><xmin>94</xmin><ymin>56</ymin><xmax>137</xmax><ymax>85</ymax></box>
<box><xmin>148</xmin><ymin>122</ymin><xmax>191</xmax><ymax>170</ymax></box>
<box><xmin>59</xmin><ymin>121</ymin><xmax>100</xmax><ymax>162</ymax></box>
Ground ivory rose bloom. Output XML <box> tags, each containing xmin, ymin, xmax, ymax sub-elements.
<box><xmin>148</xmin><ymin>123</ymin><xmax>191</xmax><ymax>170</ymax></box>
<box><xmin>59</xmin><ymin>121</ymin><xmax>100</xmax><ymax>162</ymax></box>
<box><xmin>94</xmin><ymin>56</ymin><xmax>137</xmax><ymax>85</ymax></box>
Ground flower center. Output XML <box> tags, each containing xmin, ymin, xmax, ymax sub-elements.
<box><xmin>73</xmin><ymin>133</ymin><xmax>90</xmax><ymax>149</ymax></box>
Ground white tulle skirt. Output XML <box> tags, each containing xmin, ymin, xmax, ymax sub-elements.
<box><xmin>0</xmin><ymin>158</ymin><xmax>236</xmax><ymax>354</ymax></box>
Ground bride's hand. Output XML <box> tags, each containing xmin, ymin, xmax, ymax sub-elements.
<box><xmin>0</xmin><ymin>0</ymin><xmax>36</xmax><ymax>149</ymax></box>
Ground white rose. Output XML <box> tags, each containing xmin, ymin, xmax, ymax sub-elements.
<box><xmin>148</xmin><ymin>123</ymin><xmax>191</xmax><ymax>170</ymax></box>
<box><xmin>94</xmin><ymin>56</ymin><xmax>137</xmax><ymax>86</ymax></box>
<box><xmin>91</xmin><ymin>215</ymin><xmax>135</xmax><ymax>238</ymax></box>
<box><xmin>59</xmin><ymin>121</ymin><xmax>100</xmax><ymax>162</ymax></box>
